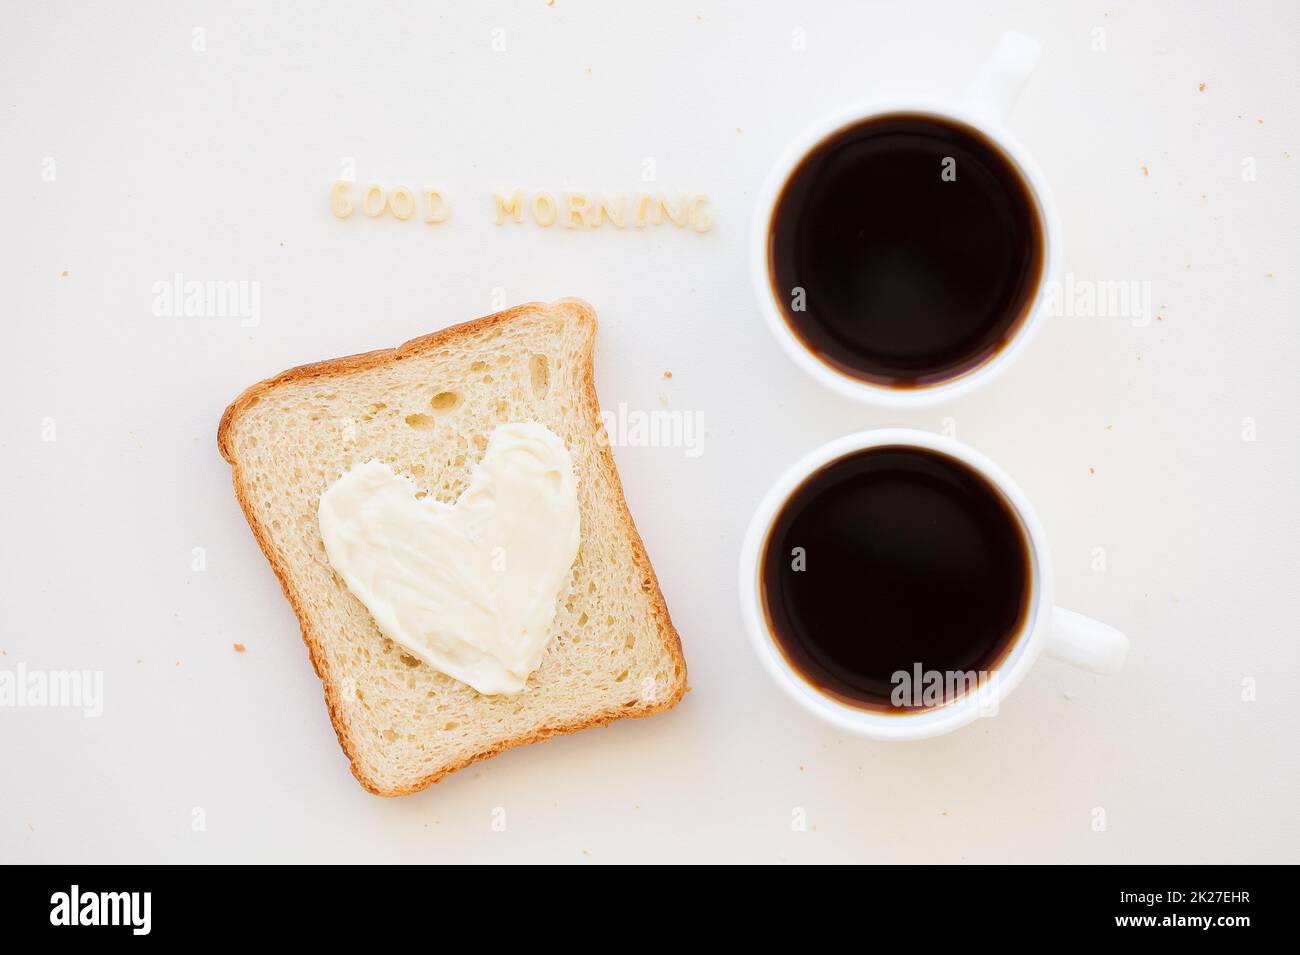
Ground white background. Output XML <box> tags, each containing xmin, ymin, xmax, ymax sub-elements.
<box><xmin>2</xmin><ymin>1</ymin><xmax>1297</xmax><ymax>864</ymax></box>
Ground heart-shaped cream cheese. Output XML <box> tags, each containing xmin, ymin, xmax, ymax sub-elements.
<box><xmin>318</xmin><ymin>422</ymin><xmax>580</xmax><ymax>695</ymax></box>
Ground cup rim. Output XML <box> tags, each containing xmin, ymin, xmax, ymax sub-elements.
<box><xmin>749</xmin><ymin>96</ymin><xmax>1064</xmax><ymax>408</ymax></box>
<box><xmin>737</xmin><ymin>428</ymin><xmax>1056</xmax><ymax>739</ymax></box>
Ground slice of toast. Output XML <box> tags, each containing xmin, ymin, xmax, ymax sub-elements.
<box><xmin>217</xmin><ymin>299</ymin><xmax>687</xmax><ymax>795</ymax></box>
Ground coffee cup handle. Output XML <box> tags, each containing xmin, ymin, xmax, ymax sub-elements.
<box><xmin>964</xmin><ymin>31</ymin><xmax>1041</xmax><ymax>124</ymax></box>
<box><xmin>1047</xmin><ymin>606</ymin><xmax>1129</xmax><ymax>674</ymax></box>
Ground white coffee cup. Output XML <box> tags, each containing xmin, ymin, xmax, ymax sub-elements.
<box><xmin>738</xmin><ymin>428</ymin><xmax>1128</xmax><ymax>740</ymax></box>
<box><xmin>749</xmin><ymin>31</ymin><xmax>1061</xmax><ymax>408</ymax></box>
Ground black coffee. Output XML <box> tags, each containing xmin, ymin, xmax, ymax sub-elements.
<box><xmin>768</xmin><ymin>113</ymin><xmax>1044</xmax><ymax>387</ymax></box>
<box><xmin>760</xmin><ymin>447</ymin><xmax>1031</xmax><ymax>711</ymax></box>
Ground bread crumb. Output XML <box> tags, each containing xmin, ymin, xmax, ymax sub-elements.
<box><xmin>1198</xmin><ymin>82</ymin><xmax>1206</xmax><ymax>92</ymax></box>
<box><xmin>233</xmin><ymin>643</ymin><xmax>246</xmax><ymax>653</ymax></box>
<box><xmin>60</xmin><ymin>270</ymin><xmax>69</xmax><ymax>277</ymax></box>
<box><xmin>1141</xmin><ymin>165</ymin><xmax>1149</xmax><ymax>177</ymax></box>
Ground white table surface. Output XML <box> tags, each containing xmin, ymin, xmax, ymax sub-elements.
<box><xmin>2</xmin><ymin>0</ymin><xmax>1297</xmax><ymax>864</ymax></box>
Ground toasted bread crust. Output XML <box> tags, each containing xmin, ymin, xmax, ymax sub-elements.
<box><xmin>217</xmin><ymin>299</ymin><xmax>687</xmax><ymax>795</ymax></box>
